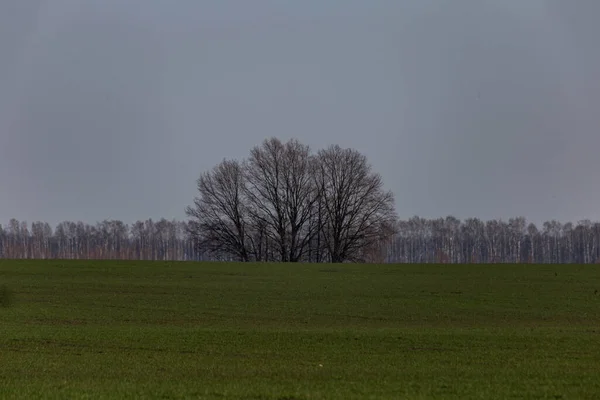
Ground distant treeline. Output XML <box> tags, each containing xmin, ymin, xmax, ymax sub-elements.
<box><xmin>0</xmin><ymin>216</ymin><xmax>599</xmax><ymax>263</ymax></box>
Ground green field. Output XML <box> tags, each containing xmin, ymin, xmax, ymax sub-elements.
<box><xmin>1</xmin><ymin>260</ymin><xmax>600</xmax><ymax>399</ymax></box>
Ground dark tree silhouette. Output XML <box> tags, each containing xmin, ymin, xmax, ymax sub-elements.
<box><xmin>187</xmin><ymin>138</ymin><xmax>397</xmax><ymax>263</ymax></box>
<box><xmin>185</xmin><ymin>159</ymin><xmax>251</xmax><ymax>261</ymax></box>
<box><xmin>314</xmin><ymin>145</ymin><xmax>397</xmax><ymax>263</ymax></box>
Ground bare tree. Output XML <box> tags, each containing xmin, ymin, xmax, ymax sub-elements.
<box><xmin>508</xmin><ymin>217</ymin><xmax>526</xmax><ymax>263</ymax></box>
<box><xmin>462</xmin><ymin>218</ymin><xmax>484</xmax><ymax>263</ymax></box>
<box><xmin>314</xmin><ymin>145</ymin><xmax>397</xmax><ymax>263</ymax></box>
<box><xmin>525</xmin><ymin>223</ymin><xmax>537</xmax><ymax>263</ymax></box>
<box><xmin>281</xmin><ymin>139</ymin><xmax>322</xmax><ymax>262</ymax></box>
<box><xmin>186</xmin><ymin>159</ymin><xmax>251</xmax><ymax>261</ymax></box>
<box><xmin>244</xmin><ymin>138</ymin><xmax>321</xmax><ymax>262</ymax></box>
<box><xmin>31</xmin><ymin>222</ymin><xmax>44</xmax><ymax>259</ymax></box>
<box><xmin>574</xmin><ymin>220</ymin><xmax>591</xmax><ymax>263</ymax></box>
<box><xmin>243</xmin><ymin>138</ymin><xmax>289</xmax><ymax>261</ymax></box>
<box><xmin>7</xmin><ymin>214</ymin><xmax>600</xmax><ymax>263</ymax></box>
<box><xmin>184</xmin><ymin>139</ymin><xmax>396</xmax><ymax>263</ymax></box>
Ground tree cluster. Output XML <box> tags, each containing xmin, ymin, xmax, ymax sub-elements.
<box><xmin>0</xmin><ymin>218</ymin><xmax>200</xmax><ymax>261</ymax></box>
<box><xmin>2</xmin><ymin>216</ymin><xmax>600</xmax><ymax>263</ymax></box>
<box><xmin>185</xmin><ymin>138</ymin><xmax>398</xmax><ymax>263</ymax></box>
<box><xmin>2</xmin><ymin>140</ymin><xmax>599</xmax><ymax>264</ymax></box>
<box><xmin>391</xmin><ymin>216</ymin><xmax>600</xmax><ymax>264</ymax></box>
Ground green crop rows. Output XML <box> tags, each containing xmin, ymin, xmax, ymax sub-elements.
<box><xmin>1</xmin><ymin>260</ymin><xmax>599</xmax><ymax>399</ymax></box>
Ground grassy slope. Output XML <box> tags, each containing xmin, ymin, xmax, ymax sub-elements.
<box><xmin>1</xmin><ymin>260</ymin><xmax>600</xmax><ymax>399</ymax></box>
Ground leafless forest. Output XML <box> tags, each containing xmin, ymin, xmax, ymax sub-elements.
<box><xmin>2</xmin><ymin>138</ymin><xmax>598</xmax><ymax>264</ymax></box>
<box><xmin>0</xmin><ymin>216</ymin><xmax>599</xmax><ymax>263</ymax></box>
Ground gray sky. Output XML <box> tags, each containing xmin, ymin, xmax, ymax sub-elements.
<box><xmin>1</xmin><ymin>0</ymin><xmax>599</xmax><ymax>227</ymax></box>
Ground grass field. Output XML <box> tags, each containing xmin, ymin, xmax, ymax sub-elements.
<box><xmin>1</xmin><ymin>260</ymin><xmax>600</xmax><ymax>399</ymax></box>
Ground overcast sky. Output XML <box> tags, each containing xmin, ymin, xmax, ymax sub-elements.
<box><xmin>1</xmin><ymin>0</ymin><xmax>599</xmax><ymax>227</ymax></box>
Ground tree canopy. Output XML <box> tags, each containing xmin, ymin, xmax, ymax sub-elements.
<box><xmin>185</xmin><ymin>138</ymin><xmax>398</xmax><ymax>263</ymax></box>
